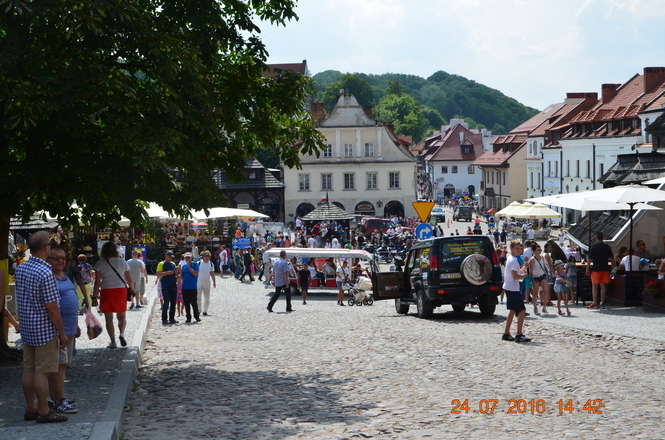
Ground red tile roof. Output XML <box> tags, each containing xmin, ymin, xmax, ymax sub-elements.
<box><xmin>511</xmin><ymin>103</ymin><xmax>565</xmax><ymax>134</ymax></box>
<box><xmin>530</xmin><ymin>98</ymin><xmax>592</xmax><ymax>136</ymax></box>
<box><xmin>426</xmin><ymin>124</ymin><xmax>484</xmax><ymax>162</ymax></box>
<box><xmin>644</xmin><ymin>89</ymin><xmax>665</xmax><ymax>112</ymax></box>
<box><xmin>472</xmin><ymin>134</ymin><xmax>526</xmax><ymax>167</ymax></box>
<box><xmin>558</xmin><ymin>70</ymin><xmax>665</xmax><ymax>140</ymax></box>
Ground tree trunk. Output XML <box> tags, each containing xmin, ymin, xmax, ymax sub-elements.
<box><xmin>0</xmin><ymin>212</ymin><xmax>21</xmax><ymax>363</ymax></box>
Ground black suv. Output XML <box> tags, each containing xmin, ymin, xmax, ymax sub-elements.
<box><xmin>372</xmin><ymin>235</ymin><xmax>502</xmax><ymax>318</ymax></box>
<box><xmin>454</xmin><ymin>206</ymin><xmax>473</xmax><ymax>222</ymax></box>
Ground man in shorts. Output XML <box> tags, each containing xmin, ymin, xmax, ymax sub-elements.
<box><xmin>586</xmin><ymin>232</ymin><xmax>613</xmax><ymax>309</ymax></box>
<box><xmin>127</xmin><ymin>249</ymin><xmax>147</xmax><ymax>309</ymax></box>
<box><xmin>502</xmin><ymin>241</ymin><xmax>531</xmax><ymax>343</ymax></box>
<box><xmin>15</xmin><ymin>231</ymin><xmax>68</xmax><ymax>423</ymax></box>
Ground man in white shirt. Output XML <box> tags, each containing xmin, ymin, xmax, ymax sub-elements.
<box><xmin>127</xmin><ymin>250</ymin><xmax>147</xmax><ymax>309</ymax></box>
<box><xmin>307</xmin><ymin>236</ymin><xmax>316</xmax><ymax>248</ymax></box>
<box><xmin>619</xmin><ymin>252</ymin><xmax>642</xmax><ymax>272</ymax></box>
<box><xmin>197</xmin><ymin>250</ymin><xmax>216</xmax><ymax>316</ymax></box>
<box><xmin>502</xmin><ymin>241</ymin><xmax>531</xmax><ymax>343</ymax></box>
<box><xmin>526</xmin><ymin>227</ymin><xmax>535</xmax><ymax>241</ymax></box>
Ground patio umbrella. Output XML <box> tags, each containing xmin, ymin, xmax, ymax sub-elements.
<box><xmin>526</xmin><ymin>192</ymin><xmax>660</xmax><ymax>253</ymax></box>
<box><xmin>520</xmin><ymin>203</ymin><xmax>561</xmax><ymax>219</ymax></box>
<box><xmin>586</xmin><ymin>185</ymin><xmax>665</xmax><ymax>268</ymax></box>
<box><xmin>495</xmin><ymin>201</ymin><xmax>527</xmax><ymax>218</ymax></box>
<box><xmin>302</xmin><ymin>203</ymin><xmax>354</xmax><ymax>221</ymax></box>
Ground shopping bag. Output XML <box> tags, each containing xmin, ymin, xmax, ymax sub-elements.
<box><xmin>85</xmin><ymin>309</ymin><xmax>103</xmax><ymax>340</ymax></box>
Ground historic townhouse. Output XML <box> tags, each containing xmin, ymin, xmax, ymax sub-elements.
<box><xmin>474</xmin><ymin>105</ymin><xmax>565</xmax><ymax>210</ymax></box>
<box><xmin>557</xmin><ymin>67</ymin><xmax>665</xmax><ymax>224</ymax></box>
<box><xmin>527</xmin><ymin>93</ymin><xmax>598</xmax><ymax>200</ymax></box>
<box><xmin>418</xmin><ymin>119</ymin><xmax>492</xmax><ymax>201</ymax></box>
<box><xmin>283</xmin><ymin>91</ymin><xmax>417</xmax><ymax>220</ymax></box>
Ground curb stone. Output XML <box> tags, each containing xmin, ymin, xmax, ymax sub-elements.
<box><xmin>89</xmin><ymin>288</ymin><xmax>158</xmax><ymax>440</ymax></box>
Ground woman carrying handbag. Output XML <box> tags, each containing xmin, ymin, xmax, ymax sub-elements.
<box><xmin>93</xmin><ymin>242</ymin><xmax>134</xmax><ymax>349</ymax></box>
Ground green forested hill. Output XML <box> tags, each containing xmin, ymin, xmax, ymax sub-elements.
<box><xmin>312</xmin><ymin>70</ymin><xmax>538</xmax><ymax>137</ymax></box>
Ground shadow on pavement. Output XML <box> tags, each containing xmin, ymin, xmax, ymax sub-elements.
<box><xmin>594</xmin><ymin>307</ymin><xmax>665</xmax><ymax>318</ymax></box>
<box><xmin>126</xmin><ymin>363</ymin><xmax>372</xmax><ymax>440</ymax></box>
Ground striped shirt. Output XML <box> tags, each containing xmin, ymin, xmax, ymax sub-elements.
<box><xmin>15</xmin><ymin>256</ymin><xmax>60</xmax><ymax>346</ymax></box>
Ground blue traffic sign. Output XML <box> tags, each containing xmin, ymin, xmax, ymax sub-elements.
<box><xmin>415</xmin><ymin>222</ymin><xmax>434</xmax><ymax>240</ymax></box>
<box><xmin>232</xmin><ymin>238</ymin><xmax>251</xmax><ymax>249</ymax></box>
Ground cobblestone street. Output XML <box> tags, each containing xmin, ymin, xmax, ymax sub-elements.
<box><xmin>123</xmin><ymin>274</ymin><xmax>665</xmax><ymax>440</ymax></box>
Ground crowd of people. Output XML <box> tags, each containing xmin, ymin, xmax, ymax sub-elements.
<box><xmin>11</xmin><ymin>205</ymin><xmax>665</xmax><ymax>423</ymax></box>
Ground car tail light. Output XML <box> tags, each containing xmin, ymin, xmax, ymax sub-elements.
<box><xmin>436</xmin><ymin>289</ymin><xmax>448</xmax><ymax>294</ymax></box>
<box><xmin>490</xmin><ymin>249</ymin><xmax>499</xmax><ymax>266</ymax></box>
<box><xmin>429</xmin><ymin>254</ymin><xmax>439</xmax><ymax>271</ymax></box>
<box><xmin>488</xmin><ymin>285</ymin><xmax>501</xmax><ymax>292</ymax></box>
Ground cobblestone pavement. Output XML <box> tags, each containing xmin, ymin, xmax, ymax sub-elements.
<box><xmin>123</xmin><ymin>275</ymin><xmax>665</xmax><ymax>440</ymax></box>
<box><xmin>0</xmin><ymin>279</ymin><xmax>157</xmax><ymax>439</ymax></box>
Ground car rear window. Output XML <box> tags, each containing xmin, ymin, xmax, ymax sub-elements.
<box><xmin>439</xmin><ymin>238</ymin><xmax>491</xmax><ymax>266</ymax></box>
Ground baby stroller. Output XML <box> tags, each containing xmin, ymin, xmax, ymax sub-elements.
<box><xmin>344</xmin><ymin>277</ymin><xmax>374</xmax><ymax>306</ymax></box>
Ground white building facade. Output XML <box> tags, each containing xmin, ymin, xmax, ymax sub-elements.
<box><xmin>283</xmin><ymin>92</ymin><xmax>417</xmax><ymax>221</ymax></box>
<box><xmin>525</xmin><ymin>136</ymin><xmax>544</xmax><ymax>199</ymax></box>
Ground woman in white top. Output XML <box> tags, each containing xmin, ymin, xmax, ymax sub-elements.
<box><xmin>93</xmin><ymin>241</ymin><xmax>133</xmax><ymax>349</ymax></box>
<box><xmin>196</xmin><ymin>251</ymin><xmax>216</xmax><ymax>316</ymax></box>
<box><xmin>331</xmin><ymin>238</ymin><xmax>341</xmax><ymax>249</ymax></box>
<box><xmin>528</xmin><ymin>243</ymin><xmax>548</xmax><ymax>315</ymax></box>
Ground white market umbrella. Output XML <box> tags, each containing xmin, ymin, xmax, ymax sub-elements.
<box><xmin>644</xmin><ymin>176</ymin><xmax>665</xmax><ymax>185</ymax></box>
<box><xmin>580</xmin><ymin>184</ymin><xmax>665</xmax><ymax>299</ymax></box>
<box><xmin>520</xmin><ymin>203</ymin><xmax>561</xmax><ymax>219</ymax></box>
<box><xmin>526</xmin><ymin>193</ymin><xmax>658</xmax><ymax>212</ymax></box>
<box><xmin>526</xmin><ymin>191</ymin><xmax>661</xmax><ymax>254</ymax></box>
<box><xmin>586</xmin><ymin>185</ymin><xmax>665</xmax><ymax>272</ymax></box>
<box><xmin>495</xmin><ymin>202</ymin><xmax>528</xmax><ymax>218</ymax></box>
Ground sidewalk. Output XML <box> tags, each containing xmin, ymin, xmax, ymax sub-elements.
<box><xmin>495</xmin><ymin>301</ymin><xmax>665</xmax><ymax>342</ymax></box>
<box><xmin>0</xmin><ymin>277</ymin><xmax>158</xmax><ymax>440</ymax></box>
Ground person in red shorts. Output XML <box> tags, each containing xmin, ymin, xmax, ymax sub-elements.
<box><xmin>93</xmin><ymin>242</ymin><xmax>134</xmax><ymax>349</ymax></box>
<box><xmin>586</xmin><ymin>232</ymin><xmax>613</xmax><ymax>309</ymax></box>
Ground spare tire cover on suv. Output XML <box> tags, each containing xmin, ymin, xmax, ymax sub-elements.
<box><xmin>460</xmin><ymin>254</ymin><xmax>492</xmax><ymax>286</ymax></box>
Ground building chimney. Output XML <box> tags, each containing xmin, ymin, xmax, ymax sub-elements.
<box><xmin>644</xmin><ymin>67</ymin><xmax>665</xmax><ymax>93</ymax></box>
<box><xmin>566</xmin><ymin>92</ymin><xmax>597</xmax><ymax>100</ymax></box>
<box><xmin>601</xmin><ymin>84</ymin><xmax>620</xmax><ymax>104</ymax></box>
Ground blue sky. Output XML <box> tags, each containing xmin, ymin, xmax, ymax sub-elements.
<box><xmin>259</xmin><ymin>0</ymin><xmax>665</xmax><ymax>110</ymax></box>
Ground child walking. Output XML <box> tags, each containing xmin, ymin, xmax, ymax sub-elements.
<box><xmin>565</xmin><ymin>256</ymin><xmax>578</xmax><ymax>303</ymax></box>
<box><xmin>554</xmin><ymin>261</ymin><xmax>572</xmax><ymax>316</ymax></box>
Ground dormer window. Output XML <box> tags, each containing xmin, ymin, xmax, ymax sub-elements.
<box><xmin>461</xmin><ymin>145</ymin><xmax>472</xmax><ymax>155</ymax></box>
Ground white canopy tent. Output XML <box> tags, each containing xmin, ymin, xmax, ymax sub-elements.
<box><xmin>495</xmin><ymin>202</ymin><xmax>529</xmax><ymax>218</ymax></box>
<box><xmin>519</xmin><ymin>203</ymin><xmax>561</xmax><ymax>219</ymax></box>
<box><xmin>526</xmin><ymin>187</ymin><xmax>662</xmax><ymax>254</ymax></box>
<box><xmin>262</xmin><ymin>247</ymin><xmax>373</xmax><ymax>261</ymax></box>
<box><xmin>192</xmin><ymin>207</ymin><xmax>269</xmax><ymax>220</ymax></box>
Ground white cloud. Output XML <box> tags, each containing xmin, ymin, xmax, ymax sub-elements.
<box><xmin>260</xmin><ymin>0</ymin><xmax>665</xmax><ymax>110</ymax></box>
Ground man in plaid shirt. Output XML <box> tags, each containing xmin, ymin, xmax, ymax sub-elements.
<box><xmin>15</xmin><ymin>231</ymin><xmax>68</xmax><ymax>423</ymax></box>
